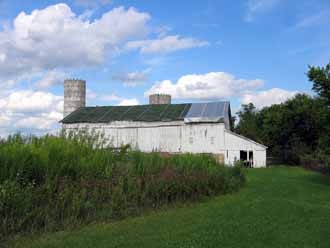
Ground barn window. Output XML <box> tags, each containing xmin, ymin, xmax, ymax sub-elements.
<box><xmin>210</xmin><ymin>136</ymin><xmax>215</xmax><ymax>144</ymax></box>
<box><xmin>189</xmin><ymin>137</ymin><xmax>193</xmax><ymax>144</ymax></box>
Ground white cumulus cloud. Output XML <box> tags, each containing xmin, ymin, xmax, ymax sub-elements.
<box><xmin>0</xmin><ymin>90</ymin><xmax>63</xmax><ymax>135</ymax></box>
<box><xmin>100</xmin><ymin>93</ymin><xmax>124</xmax><ymax>102</ymax></box>
<box><xmin>86</xmin><ymin>89</ymin><xmax>124</xmax><ymax>102</ymax></box>
<box><xmin>245</xmin><ymin>0</ymin><xmax>280</xmax><ymax>22</ymax></box>
<box><xmin>145</xmin><ymin>72</ymin><xmax>264</xmax><ymax>100</ymax></box>
<box><xmin>0</xmin><ymin>113</ymin><xmax>11</xmax><ymax>128</ymax></box>
<box><xmin>118</xmin><ymin>98</ymin><xmax>139</xmax><ymax>106</ymax></box>
<box><xmin>112</xmin><ymin>71</ymin><xmax>148</xmax><ymax>87</ymax></box>
<box><xmin>16</xmin><ymin>116</ymin><xmax>56</xmax><ymax>130</ymax></box>
<box><xmin>35</xmin><ymin>70</ymin><xmax>68</xmax><ymax>89</ymax></box>
<box><xmin>0</xmin><ymin>90</ymin><xmax>63</xmax><ymax>113</ymax></box>
<box><xmin>75</xmin><ymin>0</ymin><xmax>112</xmax><ymax>8</ymax></box>
<box><xmin>240</xmin><ymin>88</ymin><xmax>298</xmax><ymax>108</ymax></box>
<box><xmin>293</xmin><ymin>10</ymin><xmax>330</xmax><ymax>29</ymax></box>
<box><xmin>0</xmin><ymin>4</ymin><xmax>150</xmax><ymax>79</ymax></box>
<box><xmin>126</xmin><ymin>35</ymin><xmax>209</xmax><ymax>54</ymax></box>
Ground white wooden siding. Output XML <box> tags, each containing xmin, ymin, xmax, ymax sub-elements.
<box><xmin>63</xmin><ymin>121</ymin><xmax>267</xmax><ymax>167</ymax></box>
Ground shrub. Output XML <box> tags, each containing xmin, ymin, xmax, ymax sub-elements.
<box><xmin>300</xmin><ymin>153</ymin><xmax>330</xmax><ymax>175</ymax></box>
<box><xmin>0</xmin><ymin>134</ymin><xmax>245</xmax><ymax>240</ymax></box>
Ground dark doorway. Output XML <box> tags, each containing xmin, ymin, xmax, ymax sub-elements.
<box><xmin>240</xmin><ymin>150</ymin><xmax>253</xmax><ymax>168</ymax></box>
<box><xmin>240</xmin><ymin>150</ymin><xmax>247</xmax><ymax>161</ymax></box>
<box><xmin>249</xmin><ymin>151</ymin><xmax>253</xmax><ymax>160</ymax></box>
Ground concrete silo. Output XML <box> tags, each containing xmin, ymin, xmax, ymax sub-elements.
<box><xmin>63</xmin><ymin>79</ymin><xmax>86</xmax><ymax>117</ymax></box>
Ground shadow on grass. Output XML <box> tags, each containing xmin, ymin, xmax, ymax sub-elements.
<box><xmin>301</xmin><ymin>170</ymin><xmax>330</xmax><ymax>186</ymax></box>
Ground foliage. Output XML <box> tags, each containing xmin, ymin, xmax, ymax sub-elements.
<box><xmin>0</xmin><ymin>133</ymin><xmax>245</xmax><ymax>241</ymax></box>
<box><xmin>308</xmin><ymin>63</ymin><xmax>330</xmax><ymax>105</ymax></box>
<box><xmin>236</xmin><ymin>94</ymin><xmax>328</xmax><ymax>164</ymax></box>
<box><xmin>300</xmin><ymin>152</ymin><xmax>330</xmax><ymax>175</ymax></box>
<box><xmin>235</xmin><ymin>103</ymin><xmax>261</xmax><ymax>143</ymax></box>
<box><xmin>235</xmin><ymin>62</ymin><xmax>330</xmax><ymax>165</ymax></box>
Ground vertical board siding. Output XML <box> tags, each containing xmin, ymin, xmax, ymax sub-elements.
<box><xmin>63</xmin><ymin>121</ymin><xmax>266</xmax><ymax>167</ymax></box>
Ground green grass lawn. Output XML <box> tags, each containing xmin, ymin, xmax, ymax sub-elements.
<box><xmin>7</xmin><ymin>166</ymin><xmax>330</xmax><ymax>248</ymax></box>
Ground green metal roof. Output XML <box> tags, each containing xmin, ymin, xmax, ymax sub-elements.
<box><xmin>61</xmin><ymin>104</ymin><xmax>192</xmax><ymax>123</ymax></box>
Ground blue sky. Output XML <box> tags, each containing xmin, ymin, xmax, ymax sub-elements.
<box><xmin>0</xmin><ymin>0</ymin><xmax>329</xmax><ymax>136</ymax></box>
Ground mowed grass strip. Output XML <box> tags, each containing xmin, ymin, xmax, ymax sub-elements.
<box><xmin>8</xmin><ymin>167</ymin><xmax>330</xmax><ymax>248</ymax></box>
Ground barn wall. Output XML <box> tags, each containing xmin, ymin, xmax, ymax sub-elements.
<box><xmin>254</xmin><ymin>150</ymin><xmax>267</xmax><ymax>168</ymax></box>
<box><xmin>223</xmin><ymin>130</ymin><xmax>267</xmax><ymax>167</ymax></box>
<box><xmin>62</xmin><ymin>121</ymin><xmax>266</xmax><ymax>167</ymax></box>
<box><xmin>63</xmin><ymin>121</ymin><xmax>224</xmax><ymax>154</ymax></box>
<box><xmin>181</xmin><ymin>123</ymin><xmax>223</xmax><ymax>153</ymax></box>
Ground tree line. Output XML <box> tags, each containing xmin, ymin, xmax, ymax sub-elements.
<box><xmin>235</xmin><ymin>62</ymin><xmax>330</xmax><ymax>164</ymax></box>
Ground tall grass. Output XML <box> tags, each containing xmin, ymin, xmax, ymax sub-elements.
<box><xmin>0</xmin><ymin>133</ymin><xmax>245</xmax><ymax>240</ymax></box>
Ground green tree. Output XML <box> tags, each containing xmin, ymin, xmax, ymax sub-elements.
<box><xmin>235</xmin><ymin>103</ymin><xmax>261</xmax><ymax>143</ymax></box>
<box><xmin>236</xmin><ymin>94</ymin><xmax>327</xmax><ymax>164</ymax></box>
<box><xmin>307</xmin><ymin>63</ymin><xmax>330</xmax><ymax>104</ymax></box>
<box><xmin>307</xmin><ymin>62</ymin><xmax>330</xmax><ymax>154</ymax></box>
<box><xmin>235</xmin><ymin>63</ymin><xmax>330</xmax><ymax>164</ymax></box>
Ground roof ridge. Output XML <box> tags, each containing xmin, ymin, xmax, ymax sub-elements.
<box><xmin>74</xmin><ymin>100</ymin><xmax>229</xmax><ymax>109</ymax></box>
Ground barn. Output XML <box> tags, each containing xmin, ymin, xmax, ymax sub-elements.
<box><xmin>61</xmin><ymin>79</ymin><xmax>267</xmax><ymax>168</ymax></box>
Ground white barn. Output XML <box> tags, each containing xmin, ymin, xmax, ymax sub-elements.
<box><xmin>61</xmin><ymin>80</ymin><xmax>267</xmax><ymax>167</ymax></box>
